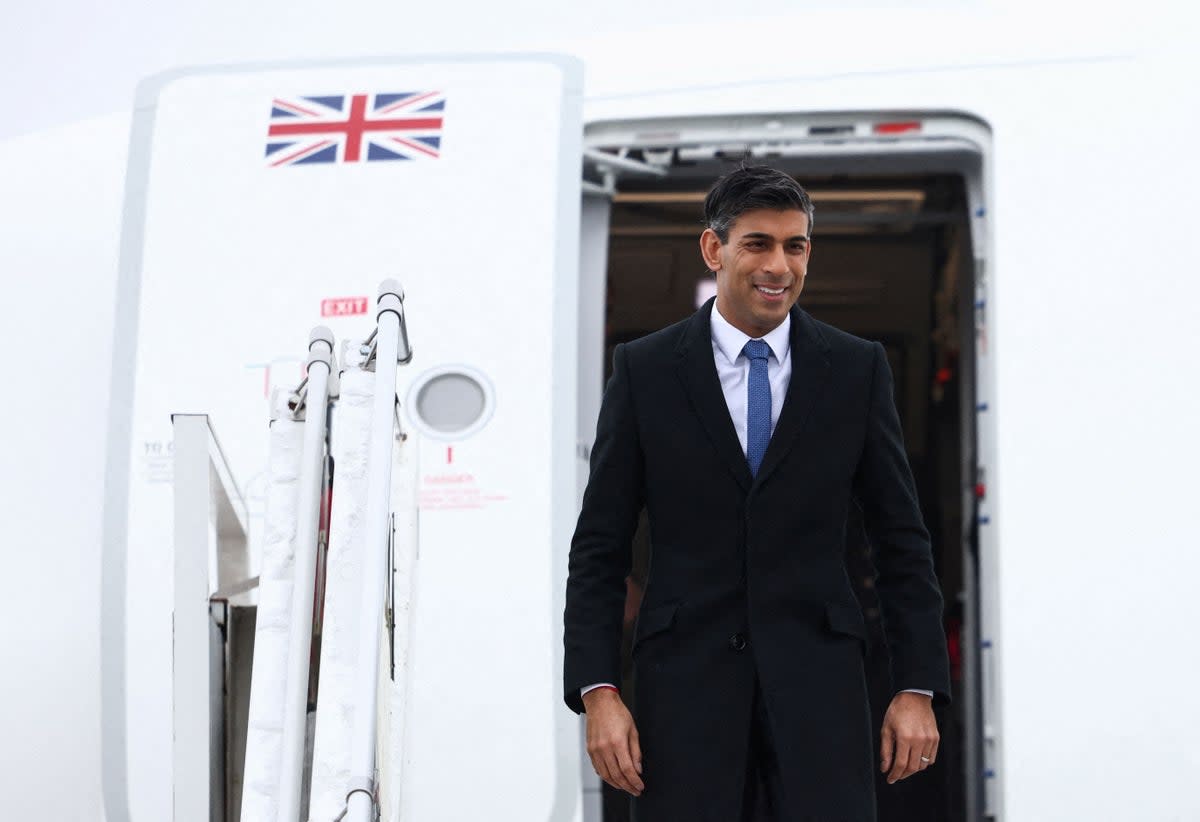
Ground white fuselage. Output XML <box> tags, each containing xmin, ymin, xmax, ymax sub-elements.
<box><xmin>2</xmin><ymin>6</ymin><xmax>1196</xmax><ymax>820</ymax></box>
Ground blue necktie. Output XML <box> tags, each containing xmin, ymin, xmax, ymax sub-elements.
<box><xmin>743</xmin><ymin>339</ymin><xmax>772</xmax><ymax>477</ymax></box>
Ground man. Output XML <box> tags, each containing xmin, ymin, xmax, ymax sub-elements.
<box><xmin>563</xmin><ymin>166</ymin><xmax>950</xmax><ymax>821</ymax></box>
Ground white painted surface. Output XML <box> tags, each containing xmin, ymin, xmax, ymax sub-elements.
<box><xmin>172</xmin><ymin>415</ymin><xmax>241</xmax><ymax>822</ymax></box>
<box><xmin>0</xmin><ymin>112</ymin><xmax>128</xmax><ymax>822</ymax></box>
<box><xmin>379</xmin><ymin>407</ymin><xmax>420</xmax><ymax>822</ymax></box>
<box><xmin>240</xmin><ymin>393</ymin><xmax>303</xmax><ymax>822</ymax></box>
<box><xmin>106</xmin><ymin>55</ymin><xmax>582</xmax><ymax>821</ymax></box>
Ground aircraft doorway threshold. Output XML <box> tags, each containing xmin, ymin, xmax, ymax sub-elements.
<box><xmin>578</xmin><ymin>111</ymin><xmax>997</xmax><ymax>822</ymax></box>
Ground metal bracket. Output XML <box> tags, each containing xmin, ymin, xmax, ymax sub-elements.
<box><xmin>359</xmin><ymin>328</ymin><xmax>378</xmax><ymax>367</ymax></box>
<box><xmin>287</xmin><ymin>375</ymin><xmax>309</xmax><ymax>417</ymax></box>
<box><xmin>360</xmin><ymin>329</ymin><xmax>414</xmax><ymax>371</ymax></box>
<box><xmin>582</xmin><ymin>147</ymin><xmax>665</xmax><ymax>197</ymax></box>
<box><xmin>582</xmin><ymin>167</ymin><xmax>617</xmax><ymax>198</ymax></box>
<box><xmin>386</xmin><ymin>512</ymin><xmax>396</xmax><ymax>681</ymax></box>
<box><xmin>393</xmin><ymin>395</ymin><xmax>407</xmax><ymax>441</ymax></box>
<box><xmin>583</xmin><ymin>148</ymin><xmax>667</xmax><ymax>178</ymax></box>
<box><xmin>209</xmin><ymin>575</ymin><xmax>260</xmax><ymax>603</ymax></box>
<box><xmin>365</xmin><ymin>280</ymin><xmax>413</xmax><ymax>368</ymax></box>
<box><xmin>339</xmin><ymin>774</ymin><xmax>377</xmax><ymax>820</ymax></box>
<box><xmin>289</xmin><ymin>328</ymin><xmax>340</xmax><ymax>416</ymax></box>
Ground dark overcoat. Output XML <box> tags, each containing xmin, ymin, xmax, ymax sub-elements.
<box><xmin>563</xmin><ymin>299</ymin><xmax>951</xmax><ymax>821</ymax></box>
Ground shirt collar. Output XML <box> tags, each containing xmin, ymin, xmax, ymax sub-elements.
<box><xmin>711</xmin><ymin>301</ymin><xmax>792</xmax><ymax>364</ymax></box>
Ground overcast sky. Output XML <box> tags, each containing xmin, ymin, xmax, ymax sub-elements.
<box><xmin>0</xmin><ymin>0</ymin><xmax>1017</xmax><ymax>140</ymax></box>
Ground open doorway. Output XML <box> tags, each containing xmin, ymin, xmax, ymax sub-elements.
<box><xmin>579</xmin><ymin>112</ymin><xmax>993</xmax><ymax>822</ymax></box>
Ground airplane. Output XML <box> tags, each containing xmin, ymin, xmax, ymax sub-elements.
<box><xmin>1</xmin><ymin>3</ymin><xmax>1196</xmax><ymax>820</ymax></box>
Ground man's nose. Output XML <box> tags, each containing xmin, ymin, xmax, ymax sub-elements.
<box><xmin>762</xmin><ymin>244</ymin><xmax>789</xmax><ymax>276</ymax></box>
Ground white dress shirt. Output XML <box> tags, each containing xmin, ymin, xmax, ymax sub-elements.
<box><xmin>581</xmin><ymin>304</ymin><xmax>932</xmax><ymax>701</ymax></box>
<box><xmin>710</xmin><ymin>302</ymin><xmax>792</xmax><ymax>452</ymax></box>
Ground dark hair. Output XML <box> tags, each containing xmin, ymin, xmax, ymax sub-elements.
<box><xmin>703</xmin><ymin>165</ymin><xmax>814</xmax><ymax>242</ymax></box>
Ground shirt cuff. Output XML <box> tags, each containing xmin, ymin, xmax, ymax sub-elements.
<box><xmin>900</xmin><ymin>688</ymin><xmax>934</xmax><ymax>698</ymax></box>
<box><xmin>580</xmin><ymin>682</ymin><xmax>618</xmax><ymax>697</ymax></box>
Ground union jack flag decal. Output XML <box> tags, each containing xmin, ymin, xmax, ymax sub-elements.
<box><xmin>265</xmin><ymin>92</ymin><xmax>445</xmax><ymax>166</ymax></box>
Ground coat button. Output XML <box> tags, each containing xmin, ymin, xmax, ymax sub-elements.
<box><xmin>729</xmin><ymin>633</ymin><xmax>747</xmax><ymax>651</ymax></box>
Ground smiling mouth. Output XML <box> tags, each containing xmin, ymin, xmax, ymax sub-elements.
<box><xmin>755</xmin><ymin>285</ymin><xmax>787</xmax><ymax>296</ymax></box>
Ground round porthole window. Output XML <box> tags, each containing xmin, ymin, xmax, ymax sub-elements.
<box><xmin>406</xmin><ymin>365</ymin><xmax>495</xmax><ymax>440</ymax></box>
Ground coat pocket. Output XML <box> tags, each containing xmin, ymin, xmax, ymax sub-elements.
<box><xmin>632</xmin><ymin>602</ymin><xmax>680</xmax><ymax>655</ymax></box>
<box><xmin>823</xmin><ymin>602</ymin><xmax>868</xmax><ymax>658</ymax></box>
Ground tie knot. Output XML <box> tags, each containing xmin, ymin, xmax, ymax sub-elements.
<box><xmin>742</xmin><ymin>339</ymin><xmax>771</xmax><ymax>363</ymax></box>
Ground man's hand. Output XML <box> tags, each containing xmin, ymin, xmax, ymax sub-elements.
<box><xmin>583</xmin><ymin>688</ymin><xmax>644</xmax><ymax>796</ymax></box>
<box><xmin>880</xmin><ymin>691</ymin><xmax>939</xmax><ymax>785</ymax></box>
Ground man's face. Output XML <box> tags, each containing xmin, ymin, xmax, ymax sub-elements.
<box><xmin>700</xmin><ymin>208</ymin><xmax>812</xmax><ymax>338</ymax></box>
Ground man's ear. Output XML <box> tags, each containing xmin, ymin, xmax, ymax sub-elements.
<box><xmin>700</xmin><ymin>228</ymin><xmax>724</xmax><ymax>270</ymax></box>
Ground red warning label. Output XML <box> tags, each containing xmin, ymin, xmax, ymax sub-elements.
<box><xmin>419</xmin><ymin>472</ymin><xmax>509</xmax><ymax>511</ymax></box>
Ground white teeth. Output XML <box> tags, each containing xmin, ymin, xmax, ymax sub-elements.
<box><xmin>757</xmin><ymin>286</ymin><xmax>784</xmax><ymax>295</ymax></box>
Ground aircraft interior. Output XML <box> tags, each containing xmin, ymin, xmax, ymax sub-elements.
<box><xmin>597</xmin><ymin>158</ymin><xmax>979</xmax><ymax>822</ymax></box>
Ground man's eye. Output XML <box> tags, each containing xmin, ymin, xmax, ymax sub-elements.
<box><xmin>746</xmin><ymin>241</ymin><xmax>765</xmax><ymax>249</ymax></box>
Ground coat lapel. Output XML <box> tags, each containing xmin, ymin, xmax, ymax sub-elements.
<box><xmin>753</xmin><ymin>306</ymin><xmax>832</xmax><ymax>489</ymax></box>
<box><xmin>675</xmin><ymin>299</ymin><xmax>753</xmax><ymax>492</ymax></box>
